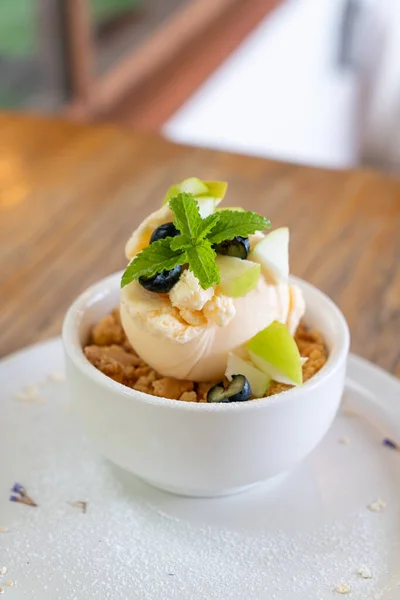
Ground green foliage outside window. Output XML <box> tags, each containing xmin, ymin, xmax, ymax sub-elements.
<box><xmin>0</xmin><ymin>0</ymin><xmax>141</xmax><ymax>56</ymax></box>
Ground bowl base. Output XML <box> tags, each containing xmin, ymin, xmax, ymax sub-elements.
<box><xmin>137</xmin><ymin>471</ymin><xmax>289</xmax><ymax>498</ymax></box>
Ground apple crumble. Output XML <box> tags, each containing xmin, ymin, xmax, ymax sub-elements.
<box><xmin>84</xmin><ymin>309</ymin><xmax>328</xmax><ymax>401</ymax></box>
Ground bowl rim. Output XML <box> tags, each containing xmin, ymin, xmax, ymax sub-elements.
<box><xmin>62</xmin><ymin>271</ymin><xmax>350</xmax><ymax>412</ymax></box>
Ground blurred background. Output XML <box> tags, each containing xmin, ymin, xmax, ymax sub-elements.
<box><xmin>1</xmin><ymin>0</ymin><xmax>400</xmax><ymax>170</ymax></box>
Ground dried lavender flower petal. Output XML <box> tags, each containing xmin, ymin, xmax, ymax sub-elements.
<box><xmin>382</xmin><ymin>438</ymin><xmax>399</xmax><ymax>450</ymax></box>
<box><xmin>9</xmin><ymin>494</ymin><xmax>37</xmax><ymax>507</ymax></box>
<box><xmin>10</xmin><ymin>483</ymin><xmax>37</xmax><ymax>506</ymax></box>
<box><xmin>11</xmin><ymin>483</ymin><xmax>25</xmax><ymax>495</ymax></box>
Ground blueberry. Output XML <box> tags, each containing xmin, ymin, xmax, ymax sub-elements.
<box><xmin>139</xmin><ymin>265</ymin><xmax>182</xmax><ymax>293</ymax></box>
<box><xmin>150</xmin><ymin>222</ymin><xmax>179</xmax><ymax>244</ymax></box>
<box><xmin>207</xmin><ymin>375</ymin><xmax>252</xmax><ymax>403</ymax></box>
<box><xmin>213</xmin><ymin>236</ymin><xmax>250</xmax><ymax>259</ymax></box>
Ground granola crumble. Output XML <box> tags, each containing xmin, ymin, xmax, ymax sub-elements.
<box><xmin>84</xmin><ymin>310</ymin><xmax>328</xmax><ymax>402</ymax></box>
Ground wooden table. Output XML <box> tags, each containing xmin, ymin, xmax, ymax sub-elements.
<box><xmin>1</xmin><ymin>113</ymin><xmax>399</xmax><ymax>376</ymax></box>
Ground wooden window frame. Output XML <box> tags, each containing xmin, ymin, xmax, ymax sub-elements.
<box><xmin>64</xmin><ymin>0</ymin><xmax>283</xmax><ymax>122</ymax></box>
<box><xmin>64</xmin><ymin>0</ymin><xmax>243</xmax><ymax>118</ymax></box>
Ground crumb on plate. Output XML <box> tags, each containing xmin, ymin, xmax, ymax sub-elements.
<box><xmin>341</xmin><ymin>408</ymin><xmax>358</xmax><ymax>417</ymax></box>
<box><xmin>49</xmin><ymin>371</ymin><xmax>65</xmax><ymax>383</ymax></box>
<box><xmin>14</xmin><ymin>390</ymin><xmax>44</xmax><ymax>403</ymax></box>
<box><xmin>357</xmin><ymin>565</ymin><xmax>372</xmax><ymax>579</ymax></box>
<box><xmin>368</xmin><ymin>498</ymin><xmax>387</xmax><ymax>512</ymax></box>
<box><xmin>335</xmin><ymin>583</ymin><xmax>351</xmax><ymax>594</ymax></box>
<box><xmin>339</xmin><ymin>437</ymin><xmax>350</xmax><ymax>445</ymax></box>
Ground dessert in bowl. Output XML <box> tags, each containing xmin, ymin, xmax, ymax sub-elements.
<box><xmin>63</xmin><ymin>178</ymin><xmax>349</xmax><ymax>496</ymax></box>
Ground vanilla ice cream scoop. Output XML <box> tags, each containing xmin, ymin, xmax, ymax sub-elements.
<box><xmin>120</xmin><ymin>206</ymin><xmax>305</xmax><ymax>381</ymax></box>
<box><xmin>121</xmin><ymin>277</ymin><xmax>294</xmax><ymax>381</ymax></box>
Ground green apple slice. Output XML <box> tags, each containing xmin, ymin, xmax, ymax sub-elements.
<box><xmin>246</xmin><ymin>321</ymin><xmax>303</xmax><ymax>386</ymax></box>
<box><xmin>204</xmin><ymin>180</ymin><xmax>228</xmax><ymax>199</ymax></box>
<box><xmin>226</xmin><ymin>353</ymin><xmax>271</xmax><ymax>398</ymax></box>
<box><xmin>180</xmin><ymin>177</ymin><xmax>209</xmax><ymax>195</ymax></box>
<box><xmin>197</xmin><ymin>196</ymin><xmax>220</xmax><ymax>218</ymax></box>
<box><xmin>216</xmin><ymin>255</ymin><xmax>260</xmax><ymax>298</ymax></box>
<box><xmin>163</xmin><ymin>184</ymin><xmax>181</xmax><ymax>205</ymax></box>
<box><xmin>163</xmin><ymin>178</ymin><xmax>228</xmax><ymax>206</ymax></box>
<box><xmin>248</xmin><ymin>227</ymin><xmax>289</xmax><ymax>284</ymax></box>
<box><xmin>216</xmin><ymin>206</ymin><xmax>245</xmax><ymax>212</ymax></box>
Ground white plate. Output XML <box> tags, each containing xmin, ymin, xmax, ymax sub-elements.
<box><xmin>1</xmin><ymin>339</ymin><xmax>400</xmax><ymax>600</ymax></box>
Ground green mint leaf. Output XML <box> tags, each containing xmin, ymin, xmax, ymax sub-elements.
<box><xmin>121</xmin><ymin>239</ymin><xmax>186</xmax><ymax>288</ymax></box>
<box><xmin>207</xmin><ymin>210</ymin><xmax>270</xmax><ymax>245</ymax></box>
<box><xmin>198</xmin><ymin>212</ymin><xmax>221</xmax><ymax>239</ymax></box>
<box><xmin>169</xmin><ymin>193</ymin><xmax>203</xmax><ymax>239</ymax></box>
<box><xmin>123</xmin><ymin>191</ymin><xmax>271</xmax><ymax>292</ymax></box>
<box><xmin>186</xmin><ymin>241</ymin><xmax>220</xmax><ymax>289</ymax></box>
<box><xmin>170</xmin><ymin>234</ymin><xmax>192</xmax><ymax>251</ymax></box>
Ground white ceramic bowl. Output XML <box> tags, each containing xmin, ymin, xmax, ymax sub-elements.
<box><xmin>63</xmin><ymin>272</ymin><xmax>350</xmax><ymax>497</ymax></box>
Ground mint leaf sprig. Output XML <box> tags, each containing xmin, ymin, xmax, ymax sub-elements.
<box><xmin>121</xmin><ymin>193</ymin><xmax>270</xmax><ymax>290</ymax></box>
<box><xmin>121</xmin><ymin>239</ymin><xmax>187</xmax><ymax>288</ymax></box>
